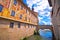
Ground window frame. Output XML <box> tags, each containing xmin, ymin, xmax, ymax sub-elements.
<box><xmin>18</xmin><ymin>22</ymin><xmax>20</xmax><ymax>28</ymax></box>
<box><xmin>25</xmin><ymin>17</ymin><xmax>27</xmax><ymax>21</ymax></box>
<box><xmin>20</xmin><ymin>5</ymin><xmax>23</xmax><ymax>10</ymax></box>
<box><xmin>20</xmin><ymin>14</ymin><xmax>23</xmax><ymax>19</ymax></box>
<box><xmin>26</xmin><ymin>9</ymin><xmax>28</xmax><ymax>13</ymax></box>
<box><xmin>10</xmin><ymin>22</ymin><xmax>14</xmax><ymax>28</ymax></box>
<box><xmin>29</xmin><ymin>18</ymin><xmax>30</xmax><ymax>22</ymax></box>
<box><xmin>11</xmin><ymin>10</ymin><xmax>15</xmax><ymax>16</ymax></box>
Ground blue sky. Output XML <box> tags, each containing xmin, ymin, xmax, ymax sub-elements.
<box><xmin>23</xmin><ymin>0</ymin><xmax>52</xmax><ymax>25</ymax></box>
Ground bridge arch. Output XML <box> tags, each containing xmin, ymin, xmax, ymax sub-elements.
<box><xmin>36</xmin><ymin>25</ymin><xmax>55</xmax><ymax>40</ymax></box>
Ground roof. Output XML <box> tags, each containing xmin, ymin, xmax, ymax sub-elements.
<box><xmin>17</xmin><ymin>0</ymin><xmax>38</xmax><ymax>18</ymax></box>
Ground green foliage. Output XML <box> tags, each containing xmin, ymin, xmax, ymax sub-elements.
<box><xmin>20</xmin><ymin>35</ymin><xmax>42</xmax><ymax>40</ymax></box>
<box><xmin>34</xmin><ymin>31</ymin><xmax>39</xmax><ymax>35</ymax></box>
<box><xmin>34</xmin><ymin>31</ymin><xmax>37</xmax><ymax>35</ymax></box>
<box><xmin>20</xmin><ymin>37</ymin><xmax>28</xmax><ymax>40</ymax></box>
<box><xmin>23</xmin><ymin>37</ymin><xmax>28</xmax><ymax>40</ymax></box>
<box><xmin>20</xmin><ymin>31</ymin><xmax>42</xmax><ymax>40</ymax></box>
<box><xmin>34</xmin><ymin>35</ymin><xmax>42</xmax><ymax>40</ymax></box>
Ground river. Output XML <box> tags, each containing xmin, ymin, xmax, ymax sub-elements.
<box><xmin>39</xmin><ymin>29</ymin><xmax>52</xmax><ymax>40</ymax></box>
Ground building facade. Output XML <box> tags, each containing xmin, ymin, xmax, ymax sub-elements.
<box><xmin>0</xmin><ymin>0</ymin><xmax>38</xmax><ymax>40</ymax></box>
<box><xmin>51</xmin><ymin>0</ymin><xmax>60</xmax><ymax>40</ymax></box>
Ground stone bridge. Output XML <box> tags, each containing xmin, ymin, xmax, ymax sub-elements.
<box><xmin>36</xmin><ymin>25</ymin><xmax>55</xmax><ymax>40</ymax></box>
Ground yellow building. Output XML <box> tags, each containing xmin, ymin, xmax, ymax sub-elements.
<box><xmin>0</xmin><ymin>0</ymin><xmax>38</xmax><ymax>40</ymax></box>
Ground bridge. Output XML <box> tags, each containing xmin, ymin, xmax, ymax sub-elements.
<box><xmin>36</xmin><ymin>25</ymin><xmax>56</xmax><ymax>40</ymax></box>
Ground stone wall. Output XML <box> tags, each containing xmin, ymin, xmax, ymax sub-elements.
<box><xmin>0</xmin><ymin>19</ymin><xmax>36</xmax><ymax>40</ymax></box>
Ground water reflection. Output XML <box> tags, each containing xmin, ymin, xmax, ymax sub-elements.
<box><xmin>39</xmin><ymin>29</ymin><xmax>52</xmax><ymax>40</ymax></box>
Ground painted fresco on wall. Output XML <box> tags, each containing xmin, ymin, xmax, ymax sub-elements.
<box><xmin>10</xmin><ymin>0</ymin><xmax>20</xmax><ymax>17</ymax></box>
<box><xmin>11</xmin><ymin>5</ymin><xmax>17</xmax><ymax>11</ymax></box>
<box><xmin>17</xmin><ymin>4</ymin><xmax>20</xmax><ymax>11</ymax></box>
<box><xmin>0</xmin><ymin>0</ymin><xmax>21</xmax><ymax>16</ymax></box>
<box><xmin>11</xmin><ymin>0</ymin><xmax>18</xmax><ymax>11</ymax></box>
<box><xmin>0</xmin><ymin>0</ymin><xmax>10</xmax><ymax>8</ymax></box>
<box><xmin>0</xmin><ymin>0</ymin><xmax>21</xmax><ymax>12</ymax></box>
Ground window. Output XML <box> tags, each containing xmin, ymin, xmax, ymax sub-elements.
<box><xmin>10</xmin><ymin>22</ymin><xmax>14</xmax><ymax>28</ymax></box>
<box><xmin>18</xmin><ymin>22</ymin><xmax>20</xmax><ymax>28</ymax></box>
<box><xmin>20</xmin><ymin>14</ymin><xmax>22</xmax><ymax>19</ymax></box>
<box><xmin>25</xmin><ymin>17</ymin><xmax>27</xmax><ymax>21</ymax></box>
<box><xmin>31</xmin><ymin>25</ymin><xmax>32</xmax><ymax>28</ymax></box>
<box><xmin>28</xmin><ymin>24</ymin><xmax>30</xmax><ymax>28</ymax></box>
<box><xmin>20</xmin><ymin>5</ymin><xmax>23</xmax><ymax>10</ymax></box>
<box><xmin>29</xmin><ymin>18</ymin><xmax>30</xmax><ymax>22</ymax></box>
<box><xmin>26</xmin><ymin>10</ymin><xmax>29</xmax><ymax>14</ymax></box>
<box><xmin>14</xmin><ymin>0</ymin><xmax>17</xmax><ymax>5</ymax></box>
<box><xmin>11</xmin><ymin>10</ymin><xmax>15</xmax><ymax>16</ymax></box>
<box><xmin>26</xmin><ymin>9</ymin><xmax>28</xmax><ymax>13</ymax></box>
<box><xmin>0</xmin><ymin>4</ymin><xmax>3</xmax><ymax>12</ymax></box>
<box><xmin>21</xmin><ymin>23</ymin><xmax>26</xmax><ymax>27</ymax></box>
<box><xmin>24</xmin><ymin>24</ymin><xmax>26</xmax><ymax>27</ymax></box>
<box><xmin>31</xmin><ymin>25</ymin><xmax>33</xmax><ymax>28</ymax></box>
<box><xmin>29</xmin><ymin>25</ymin><xmax>31</xmax><ymax>28</ymax></box>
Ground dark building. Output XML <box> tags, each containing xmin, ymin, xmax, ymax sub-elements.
<box><xmin>50</xmin><ymin>0</ymin><xmax>60</xmax><ymax>40</ymax></box>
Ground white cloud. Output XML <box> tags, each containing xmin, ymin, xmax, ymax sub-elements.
<box><xmin>38</xmin><ymin>17</ymin><xmax>43</xmax><ymax>20</ymax></box>
<box><xmin>33</xmin><ymin>0</ymin><xmax>41</xmax><ymax>3</ymax></box>
<box><xmin>42</xmin><ymin>21</ymin><xmax>47</xmax><ymax>25</ymax></box>
<box><xmin>26</xmin><ymin>0</ymin><xmax>52</xmax><ymax>25</ymax></box>
<box><xmin>26</xmin><ymin>0</ymin><xmax>50</xmax><ymax>10</ymax></box>
<box><xmin>45</xmin><ymin>12</ymin><xmax>51</xmax><ymax>16</ymax></box>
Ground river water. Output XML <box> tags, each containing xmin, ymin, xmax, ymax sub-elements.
<box><xmin>39</xmin><ymin>29</ymin><xmax>52</xmax><ymax>40</ymax></box>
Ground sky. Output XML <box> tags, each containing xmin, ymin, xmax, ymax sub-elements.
<box><xmin>23</xmin><ymin>0</ymin><xmax>52</xmax><ymax>25</ymax></box>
